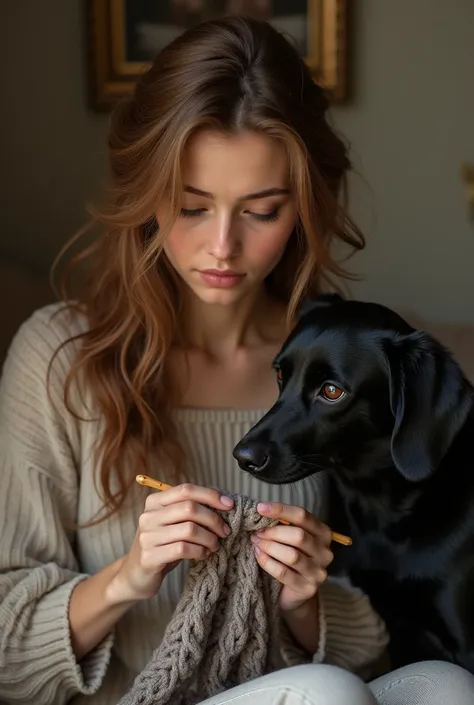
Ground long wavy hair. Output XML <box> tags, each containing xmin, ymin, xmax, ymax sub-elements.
<box><xmin>52</xmin><ymin>16</ymin><xmax>365</xmax><ymax>523</ymax></box>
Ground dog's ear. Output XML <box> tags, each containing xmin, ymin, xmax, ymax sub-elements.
<box><xmin>385</xmin><ymin>331</ymin><xmax>473</xmax><ymax>481</ymax></box>
<box><xmin>298</xmin><ymin>293</ymin><xmax>343</xmax><ymax>319</ymax></box>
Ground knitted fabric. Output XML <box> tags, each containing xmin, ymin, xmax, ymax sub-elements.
<box><xmin>118</xmin><ymin>493</ymin><xmax>298</xmax><ymax>705</ymax></box>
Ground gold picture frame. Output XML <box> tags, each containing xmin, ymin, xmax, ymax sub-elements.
<box><xmin>86</xmin><ymin>0</ymin><xmax>350</xmax><ymax>111</ymax></box>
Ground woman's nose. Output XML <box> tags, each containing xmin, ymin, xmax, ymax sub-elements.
<box><xmin>207</xmin><ymin>216</ymin><xmax>241</xmax><ymax>261</ymax></box>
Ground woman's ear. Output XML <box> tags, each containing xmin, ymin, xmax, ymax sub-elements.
<box><xmin>385</xmin><ymin>331</ymin><xmax>474</xmax><ymax>482</ymax></box>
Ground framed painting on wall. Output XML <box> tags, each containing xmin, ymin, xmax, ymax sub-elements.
<box><xmin>86</xmin><ymin>0</ymin><xmax>350</xmax><ymax>111</ymax></box>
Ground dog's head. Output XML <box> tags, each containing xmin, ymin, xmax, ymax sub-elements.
<box><xmin>233</xmin><ymin>294</ymin><xmax>474</xmax><ymax>485</ymax></box>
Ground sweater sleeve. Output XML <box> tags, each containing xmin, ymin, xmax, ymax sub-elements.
<box><xmin>314</xmin><ymin>576</ymin><xmax>389</xmax><ymax>671</ymax></box>
<box><xmin>280</xmin><ymin>577</ymin><xmax>389</xmax><ymax>675</ymax></box>
<box><xmin>0</xmin><ymin>306</ymin><xmax>114</xmax><ymax>705</ymax></box>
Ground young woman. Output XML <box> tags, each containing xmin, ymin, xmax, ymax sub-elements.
<box><xmin>0</xmin><ymin>15</ymin><xmax>473</xmax><ymax>705</ymax></box>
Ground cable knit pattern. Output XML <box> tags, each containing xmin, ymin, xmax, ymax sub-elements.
<box><xmin>118</xmin><ymin>495</ymin><xmax>291</xmax><ymax>705</ymax></box>
<box><xmin>0</xmin><ymin>305</ymin><xmax>389</xmax><ymax>705</ymax></box>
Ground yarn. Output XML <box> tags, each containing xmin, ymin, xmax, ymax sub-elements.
<box><xmin>118</xmin><ymin>493</ymin><xmax>302</xmax><ymax>705</ymax></box>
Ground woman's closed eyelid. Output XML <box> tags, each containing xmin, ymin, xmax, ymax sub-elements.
<box><xmin>179</xmin><ymin>206</ymin><xmax>281</xmax><ymax>222</ymax></box>
<box><xmin>247</xmin><ymin>208</ymin><xmax>280</xmax><ymax>222</ymax></box>
<box><xmin>180</xmin><ymin>207</ymin><xmax>206</xmax><ymax>218</ymax></box>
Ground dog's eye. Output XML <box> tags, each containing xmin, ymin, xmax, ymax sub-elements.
<box><xmin>320</xmin><ymin>383</ymin><xmax>345</xmax><ymax>402</ymax></box>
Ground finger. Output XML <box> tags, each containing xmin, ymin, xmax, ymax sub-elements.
<box><xmin>141</xmin><ymin>541</ymin><xmax>211</xmax><ymax>572</ymax></box>
<box><xmin>145</xmin><ymin>483</ymin><xmax>234</xmax><ymax>513</ymax></box>
<box><xmin>257</xmin><ymin>502</ymin><xmax>332</xmax><ymax>542</ymax></box>
<box><xmin>253</xmin><ymin>547</ymin><xmax>313</xmax><ymax>593</ymax></box>
<box><xmin>140</xmin><ymin>501</ymin><xmax>231</xmax><ymax>539</ymax></box>
<box><xmin>253</xmin><ymin>526</ymin><xmax>334</xmax><ymax>564</ymax></box>
<box><xmin>139</xmin><ymin>521</ymin><xmax>221</xmax><ymax>553</ymax></box>
<box><xmin>251</xmin><ymin>536</ymin><xmax>313</xmax><ymax>575</ymax></box>
<box><xmin>252</xmin><ymin>537</ymin><xmax>329</xmax><ymax>582</ymax></box>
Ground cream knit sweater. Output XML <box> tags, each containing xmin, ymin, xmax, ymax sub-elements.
<box><xmin>0</xmin><ymin>305</ymin><xmax>389</xmax><ymax>705</ymax></box>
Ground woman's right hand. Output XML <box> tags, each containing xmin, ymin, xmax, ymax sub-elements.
<box><xmin>112</xmin><ymin>483</ymin><xmax>234</xmax><ymax>602</ymax></box>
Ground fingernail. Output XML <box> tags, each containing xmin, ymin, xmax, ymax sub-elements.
<box><xmin>223</xmin><ymin>524</ymin><xmax>231</xmax><ymax>536</ymax></box>
<box><xmin>258</xmin><ymin>502</ymin><xmax>271</xmax><ymax>513</ymax></box>
<box><xmin>250</xmin><ymin>534</ymin><xmax>259</xmax><ymax>543</ymax></box>
<box><xmin>254</xmin><ymin>546</ymin><xmax>261</xmax><ymax>556</ymax></box>
<box><xmin>220</xmin><ymin>495</ymin><xmax>234</xmax><ymax>507</ymax></box>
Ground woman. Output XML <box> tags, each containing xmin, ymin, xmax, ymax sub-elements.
<box><xmin>0</xmin><ymin>16</ymin><xmax>473</xmax><ymax>705</ymax></box>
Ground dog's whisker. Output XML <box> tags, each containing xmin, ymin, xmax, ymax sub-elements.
<box><xmin>296</xmin><ymin>461</ymin><xmax>329</xmax><ymax>472</ymax></box>
<box><xmin>297</xmin><ymin>454</ymin><xmax>329</xmax><ymax>462</ymax></box>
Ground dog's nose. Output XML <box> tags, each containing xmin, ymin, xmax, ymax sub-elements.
<box><xmin>233</xmin><ymin>441</ymin><xmax>270</xmax><ymax>473</ymax></box>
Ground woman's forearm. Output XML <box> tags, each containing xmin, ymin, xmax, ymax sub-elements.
<box><xmin>68</xmin><ymin>557</ymin><xmax>137</xmax><ymax>661</ymax></box>
<box><xmin>281</xmin><ymin>594</ymin><xmax>320</xmax><ymax>656</ymax></box>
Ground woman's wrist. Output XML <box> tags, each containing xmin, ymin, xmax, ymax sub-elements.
<box><xmin>281</xmin><ymin>593</ymin><xmax>320</xmax><ymax>656</ymax></box>
<box><xmin>104</xmin><ymin>557</ymin><xmax>144</xmax><ymax>606</ymax></box>
<box><xmin>106</xmin><ymin>552</ymin><xmax>167</xmax><ymax>604</ymax></box>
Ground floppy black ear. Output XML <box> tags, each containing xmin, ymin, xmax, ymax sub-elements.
<box><xmin>298</xmin><ymin>293</ymin><xmax>343</xmax><ymax>319</ymax></box>
<box><xmin>385</xmin><ymin>331</ymin><xmax>474</xmax><ymax>481</ymax></box>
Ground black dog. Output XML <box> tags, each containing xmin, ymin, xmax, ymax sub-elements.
<box><xmin>233</xmin><ymin>294</ymin><xmax>474</xmax><ymax>673</ymax></box>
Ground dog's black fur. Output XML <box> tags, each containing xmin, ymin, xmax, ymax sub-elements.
<box><xmin>233</xmin><ymin>294</ymin><xmax>474</xmax><ymax>673</ymax></box>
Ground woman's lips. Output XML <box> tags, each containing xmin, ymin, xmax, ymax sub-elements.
<box><xmin>198</xmin><ymin>269</ymin><xmax>246</xmax><ymax>288</ymax></box>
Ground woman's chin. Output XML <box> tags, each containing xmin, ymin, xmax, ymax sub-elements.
<box><xmin>185</xmin><ymin>279</ymin><xmax>258</xmax><ymax>307</ymax></box>
<box><xmin>193</xmin><ymin>288</ymin><xmax>248</xmax><ymax>307</ymax></box>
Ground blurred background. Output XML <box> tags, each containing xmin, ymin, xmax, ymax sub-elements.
<box><xmin>1</xmin><ymin>0</ymin><xmax>474</xmax><ymax>364</ymax></box>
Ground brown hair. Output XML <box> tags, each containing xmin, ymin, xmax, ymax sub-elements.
<box><xmin>53</xmin><ymin>16</ymin><xmax>364</xmax><ymax>523</ymax></box>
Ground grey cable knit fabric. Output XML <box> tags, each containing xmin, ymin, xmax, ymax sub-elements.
<box><xmin>118</xmin><ymin>493</ymin><xmax>303</xmax><ymax>705</ymax></box>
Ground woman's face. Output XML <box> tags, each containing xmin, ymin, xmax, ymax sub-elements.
<box><xmin>158</xmin><ymin>129</ymin><xmax>298</xmax><ymax>307</ymax></box>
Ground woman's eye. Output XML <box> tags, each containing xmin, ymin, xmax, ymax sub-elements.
<box><xmin>319</xmin><ymin>383</ymin><xmax>345</xmax><ymax>402</ymax></box>
<box><xmin>180</xmin><ymin>208</ymin><xmax>206</xmax><ymax>218</ymax></box>
<box><xmin>248</xmin><ymin>208</ymin><xmax>280</xmax><ymax>223</ymax></box>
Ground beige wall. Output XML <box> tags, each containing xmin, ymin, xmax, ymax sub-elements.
<box><xmin>0</xmin><ymin>0</ymin><xmax>108</xmax><ymax>271</ymax></box>
<box><xmin>336</xmin><ymin>0</ymin><xmax>474</xmax><ymax>323</ymax></box>
<box><xmin>1</xmin><ymin>0</ymin><xmax>474</xmax><ymax>360</ymax></box>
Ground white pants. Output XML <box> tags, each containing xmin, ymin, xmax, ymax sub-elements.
<box><xmin>200</xmin><ymin>661</ymin><xmax>474</xmax><ymax>705</ymax></box>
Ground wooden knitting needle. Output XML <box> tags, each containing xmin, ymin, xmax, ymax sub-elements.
<box><xmin>136</xmin><ymin>475</ymin><xmax>172</xmax><ymax>492</ymax></box>
<box><xmin>135</xmin><ymin>474</ymin><xmax>352</xmax><ymax>547</ymax></box>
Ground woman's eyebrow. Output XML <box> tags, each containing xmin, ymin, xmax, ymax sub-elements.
<box><xmin>183</xmin><ymin>185</ymin><xmax>291</xmax><ymax>200</ymax></box>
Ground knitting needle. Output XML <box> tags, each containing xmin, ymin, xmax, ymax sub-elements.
<box><xmin>136</xmin><ymin>475</ymin><xmax>172</xmax><ymax>492</ymax></box>
<box><xmin>135</xmin><ymin>474</ymin><xmax>352</xmax><ymax>546</ymax></box>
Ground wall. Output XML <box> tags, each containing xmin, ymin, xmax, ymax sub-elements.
<box><xmin>336</xmin><ymin>0</ymin><xmax>474</xmax><ymax>322</ymax></box>
<box><xmin>1</xmin><ymin>0</ymin><xmax>474</xmax><ymax>360</ymax></box>
<box><xmin>0</xmin><ymin>0</ymin><xmax>108</xmax><ymax>272</ymax></box>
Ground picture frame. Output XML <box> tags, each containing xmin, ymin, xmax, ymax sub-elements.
<box><xmin>86</xmin><ymin>0</ymin><xmax>349</xmax><ymax>111</ymax></box>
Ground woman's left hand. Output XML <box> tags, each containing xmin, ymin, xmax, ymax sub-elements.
<box><xmin>252</xmin><ymin>502</ymin><xmax>334</xmax><ymax>612</ymax></box>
